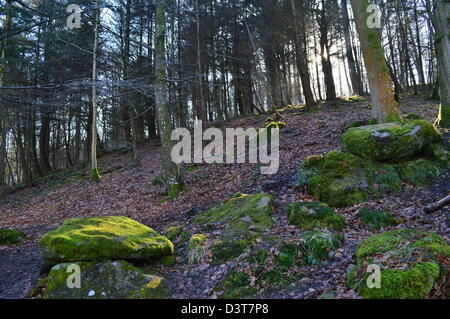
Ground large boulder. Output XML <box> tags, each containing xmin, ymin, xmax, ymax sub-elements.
<box><xmin>342</xmin><ymin>120</ymin><xmax>441</xmax><ymax>162</ymax></box>
<box><xmin>42</xmin><ymin>260</ymin><xmax>167</xmax><ymax>299</ymax></box>
<box><xmin>0</xmin><ymin>228</ymin><xmax>26</xmax><ymax>245</ymax></box>
<box><xmin>40</xmin><ymin>216</ymin><xmax>173</xmax><ymax>263</ymax></box>
<box><xmin>348</xmin><ymin>229</ymin><xmax>450</xmax><ymax>299</ymax></box>
<box><xmin>302</xmin><ymin>151</ymin><xmax>371</xmax><ymax>208</ymax></box>
<box><xmin>194</xmin><ymin>193</ymin><xmax>275</xmax><ymax>239</ymax></box>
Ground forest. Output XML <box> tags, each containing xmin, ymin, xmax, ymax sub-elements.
<box><xmin>0</xmin><ymin>0</ymin><xmax>449</xmax><ymax>301</ymax></box>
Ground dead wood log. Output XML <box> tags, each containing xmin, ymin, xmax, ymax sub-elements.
<box><xmin>424</xmin><ymin>195</ymin><xmax>450</xmax><ymax>214</ymax></box>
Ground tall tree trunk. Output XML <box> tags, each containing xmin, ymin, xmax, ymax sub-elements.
<box><xmin>0</xmin><ymin>0</ymin><xmax>13</xmax><ymax>193</ymax></box>
<box><xmin>342</xmin><ymin>0</ymin><xmax>364</xmax><ymax>95</ymax></box>
<box><xmin>433</xmin><ymin>0</ymin><xmax>450</xmax><ymax>127</ymax></box>
<box><xmin>291</xmin><ymin>0</ymin><xmax>315</xmax><ymax>110</ymax></box>
<box><xmin>350</xmin><ymin>0</ymin><xmax>400</xmax><ymax>123</ymax></box>
<box><xmin>155</xmin><ymin>0</ymin><xmax>182</xmax><ymax>186</ymax></box>
<box><xmin>91</xmin><ymin>0</ymin><xmax>101</xmax><ymax>181</ymax></box>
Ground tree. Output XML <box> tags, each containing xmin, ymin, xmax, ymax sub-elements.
<box><xmin>91</xmin><ymin>0</ymin><xmax>101</xmax><ymax>181</ymax></box>
<box><xmin>350</xmin><ymin>0</ymin><xmax>400</xmax><ymax>123</ymax></box>
<box><xmin>155</xmin><ymin>0</ymin><xmax>182</xmax><ymax>189</ymax></box>
<box><xmin>341</xmin><ymin>0</ymin><xmax>364</xmax><ymax>95</ymax></box>
<box><xmin>433</xmin><ymin>0</ymin><xmax>450</xmax><ymax>127</ymax></box>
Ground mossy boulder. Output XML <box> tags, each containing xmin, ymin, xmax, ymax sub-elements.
<box><xmin>342</xmin><ymin>120</ymin><xmax>441</xmax><ymax>163</ymax></box>
<box><xmin>0</xmin><ymin>228</ymin><xmax>26</xmax><ymax>245</ymax></box>
<box><xmin>42</xmin><ymin>260</ymin><xmax>167</xmax><ymax>299</ymax></box>
<box><xmin>287</xmin><ymin>202</ymin><xmax>346</xmax><ymax>231</ymax></box>
<box><xmin>304</xmin><ymin>151</ymin><xmax>370</xmax><ymax>208</ymax></box>
<box><xmin>363</xmin><ymin>161</ymin><xmax>402</xmax><ymax>194</ymax></box>
<box><xmin>348</xmin><ymin>229</ymin><xmax>450</xmax><ymax>299</ymax></box>
<box><xmin>395</xmin><ymin>158</ymin><xmax>444</xmax><ymax>186</ymax></box>
<box><xmin>358</xmin><ymin>207</ymin><xmax>400</xmax><ymax>231</ymax></box>
<box><xmin>40</xmin><ymin>216</ymin><xmax>173</xmax><ymax>263</ymax></box>
<box><xmin>194</xmin><ymin>193</ymin><xmax>275</xmax><ymax>239</ymax></box>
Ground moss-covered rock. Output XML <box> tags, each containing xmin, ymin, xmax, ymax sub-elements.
<box><xmin>0</xmin><ymin>228</ymin><xmax>26</xmax><ymax>245</ymax></box>
<box><xmin>342</xmin><ymin>120</ymin><xmax>441</xmax><ymax>162</ymax></box>
<box><xmin>287</xmin><ymin>202</ymin><xmax>346</xmax><ymax>231</ymax></box>
<box><xmin>395</xmin><ymin>158</ymin><xmax>444</xmax><ymax>186</ymax></box>
<box><xmin>40</xmin><ymin>216</ymin><xmax>173</xmax><ymax>263</ymax></box>
<box><xmin>348</xmin><ymin>229</ymin><xmax>450</xmax><ymax>299</ymax></box>
<box><xmin>424</xmin><ymin>143</ymin><xmax>450</xmax><ymax>168</ymax></box>
<box><xmin>299</xmin><ymin>231</ymin><xmax>344</xmax><ymax>265</ymax></box>
<box><xmin>42</xmin><ymin>260</ymin><xmax>167</xmax><ymax>299</ymax></box>
<box><xmin>364</xmin><ymin>161</ymin><xmax>402</xmax><ymax>194</ymax></box>
<box><xmin>306</xmin><ymin>151</ymin><xmax>371</xmax><ymax>208</ymax></box>
<box><xmin>358</xmin><ymin>207</ymin><xmax>400</xmax><ymax>231</ymax></box>
<box><xmin>194</xmin><ymin>193</ymin><xmax>275</xmax><ymax>239</ymax></box>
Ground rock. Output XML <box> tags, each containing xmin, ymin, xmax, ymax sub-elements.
<box><xmin>40</xmin><ymin>216</ymin><xmax>173</xmax><ymax>263</ymax></box>
<box><xmin>287</xmin><ymin>202</ymin><xmax>346</xmax><ymax>231</ymax></box>
<box><xmin>303</xmin><ymin>151</ymin><xmax>371</xmax><ymax>208</ymax></box>
<box><xmin>194</xmin><ymin>193</ymin><xmax>275</xmax><ymax>239</ymax></box>
<box><xmin>342</xmin><ymin>120</ymin><xmax>441</xmax><ymax>162</ymax></box>
<box><xmin>348</xmin><ymin>229</ymin><xmax>450</xmax><ymax>299</ymax></box>
<box><xmin>395</xmin><ymin>158</ymin><xmax>445</xmax><ymax>186</ymax></box>
<box><xmin>0</xmin><ymin>229</ymin><xmax>26</xmax><ymax>245</ymax></box>
<box><xmin>42</xmin><ymin>260</ymin><xmax>167</xmax><ymax>299</ymax></box>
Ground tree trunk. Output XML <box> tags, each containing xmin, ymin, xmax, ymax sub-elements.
<box><xmin>342</xmin><ymin>0</ymin><xmax>364</xmax><ymax>95</ymax></box>
<box><xmin>91</xmin><ymin>0</ymin><xmax>100</xmax><ymax>181</ymax></box>
<box><xmin>291</xmin><ymin>0</ymin><xmax>315</xmax><ymax>110</ymax></box>
<box><xmin>155</xmin><ymin>0</ymin><xmax>182</xmax><ymax>186</ymax></box>
<box><xmin>350</xmin><ymin>0</ymin><xmax>400</xmax><ymax>123</ymax></box>
<box><xmin>433</xmin><ymin>0</ymin><xmax>450</xmax><ymax>127</ymax></box>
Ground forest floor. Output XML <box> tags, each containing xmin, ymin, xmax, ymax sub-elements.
<box><xmin>0</xmin><ymin>95</ymin><xmax>448</xmax><ymax>299</ymax></box>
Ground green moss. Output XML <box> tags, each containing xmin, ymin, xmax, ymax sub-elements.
<box><xmin>187</xmin><ymin>234</ymin><xmax>207</xmax><ymax>265</ymax></box>
<box><xmin>165</xmin><ymin>226</ymin><xmax>183</xmax><ymax>241</ymax></box>
<box><xmin>212</xmin><ymin>240</ymin><xmax>251</xmax><ymax>264</ymax></box>
<box><xmin>217</xmin><ymin>270</ymin><xmax>256</xmax><ymax>299</ymax></box>
<box><xmin>248</xmin><ymin>249</ymin><xmax>268</xmax><ymax>264</ymax></box>
<box><xmin>91</xmin><ymin>169</ymin><xmax>101</xmax><ymax>182</ymax></box>
<box><xmin>42</xmin><ymin>261</ymin><xmax>167</xmax><ymax>299</ymax></box>
<box><xmin>306</xmin><ymin>151</ymin><xmax>370</xmax><ymax>208</ymax></box>
<box><xmin>350</xmin><ymin>229</ymin><xmax>450</xmax><ymax>299</ymax></box>
<box><xmin>342</xmin><ymin>120</ymin><xmax>441</xmax><ymax>162</ymax></box>
<box><xmin>359</xmin><ymin>207</ymin><xmax>400</xmax><ymax>231</ymax></box>
<box><xmin>424</xmin><ymin>143</ymin><xmax>450</xmax><ymax>168</ymax></box>
<box><xmin>277</xmin><ymin>243</ymin><xmax>300</xmax><ymax>269</ymax></box>
<box><xmin>194</xmin><ymin>193</ymin><xmax>275</xmax><ymax>240</ymax></box>
<box><xmin>40</xmin><ymin>216</ymin><xmax>174</xmax><ymax>263</ymax></box>
<box><xmin>152</xmin><ymin>176</ymin><xmax>167</xmax><ymax>186</ymax></box>
<box><xmin>167</xmin><ymin>183</ymin><xmax>187</xmax><ymax>198</ymax></box>
<box><xmin>355</xmin><ymin>262</ymin><xmax>440</xmax><ymax>299</ymax></box>
<box><xmin>0</xmin><ymin>228</ymin><xmax>26</xmax><ymax>245</ymax></box>
<box><xmin>287</xmin><ymin>202</ymin><xmax>346</xmax><ymax>231</ymax></box>
<box><xmin>395</xmin><ymin>159</ymin><xmax>443</xmax><ymax>186</ymax></box>
<box><xmin>364</xmin><ymin>161</ymin><xmax>402</xmax><ymax>194</ymax></box>
<box><xmin>299</xmin><ymin>231</ymin><xmax>344</xmax><ymax>265</ymax></box>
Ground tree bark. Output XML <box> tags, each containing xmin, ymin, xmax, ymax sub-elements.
<box><xmin>350</xmin><ymin>0</ymin><xmax>400</xmax><ymax>123</ymax></box>
<box><xmin>91</xmin><ymin>0</ymin><xmax>101</xmax><ymax>181</ymax></box>
<box><xmin>155</xmin><ymin>0</ymin><xmax>182</xmax><ymax>186</ymax></box>
<box><xmin>433</xmin><ymin>0</ymin><xmax>450</xmax><ymax>127</ymax></box>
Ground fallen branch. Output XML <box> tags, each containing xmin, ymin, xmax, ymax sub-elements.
<box><xmin>424</xmin><ymin>195</ymin><xmax>450</xmax><ymax>214</ymax></box>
